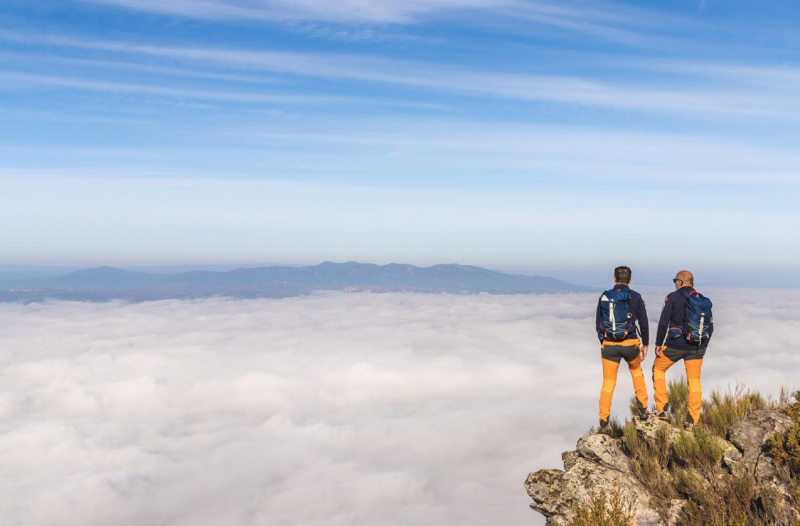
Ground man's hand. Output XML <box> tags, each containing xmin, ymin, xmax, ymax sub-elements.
<box><xmin>639</xmin><ymin>345</ymin><xmax>648</xmax><ymax>360</ymax></box>
<box><xmin>656</xmin><ymin>346</ymin><xmax>667</xmax><ymax>357</ymax></box>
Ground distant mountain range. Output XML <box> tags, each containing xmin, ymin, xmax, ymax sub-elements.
<box><xmin>0</xmin><ymin>261</ymin><xmax>593</xmax><ymax>302</ymax></box>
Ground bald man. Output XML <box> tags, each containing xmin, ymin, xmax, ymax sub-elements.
<box><xmin>653</xmin><ymin>270</ymin><xmax>714</xmax><ymax>430</ymax></box>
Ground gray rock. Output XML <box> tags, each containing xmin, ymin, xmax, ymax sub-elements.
<box><xmin>636</xmin><ymin>417</ymin><xmax>682</xmax><ymax>445</ymax></box>
<box><xmin>728</xmin><ymin>410</ymin><xmax>793</xmax><ymax>478</ymax></box>
<box><xmin>526</xmin><ymin>433</ymin><xmax>660</xmax><ymax>525</ymax></box>
<box><xmin>665</xmin><ymin>499</ymin><xmax>686</xmax><ymax>526</ymax></box>
<box><xmin>729</xmin><ymin>410</ymin><xmax>792</xmax><ymax>453</ymax></box>
<box><xmin>722</xmin><ymin>447</ymin><xmax>744</xmax><ymax>476</ymax></box>
<box><xmin>561</xmin><ymin>450</ymin><xmax>579</xmax><ymax>471</ymax></box>
<box><xmin>525</xmin><ymin>469</ymin><xmax>563</xmax><ymax>517</ymax></box>
<box><xmin>576</xmin><ymin>434</ymin><xmax>629</xmax><ymax>472</ymax></box>
<box><xmin>560</xmin><ymin>456</ymin><xmax>661</xmax><ymax>525</ymax></box>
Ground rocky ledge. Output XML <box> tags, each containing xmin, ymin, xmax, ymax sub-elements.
<box><xmin>525</xmin><ymin>410</ymin><xmax>797</xmax><ymax>525</ymax></box>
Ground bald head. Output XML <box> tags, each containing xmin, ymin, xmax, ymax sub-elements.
<box><xmin>675</xmin><ymin>270</ymin><xmax>694</xmax><ymax>287</ymax></box>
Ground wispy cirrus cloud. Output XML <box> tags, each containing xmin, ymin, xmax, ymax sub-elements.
<box><xmin>75</xmin><ymin>0</ymin><xmax>692</xmax><ymax>48</ymax></box>
<box><xmin>1</xmin><ymin>30</ymin><xmax>797</xmax><ymax>120</ymax></box>
<box><xmin>79</xmin><ymin>0</ymin><xmax>517</xmax><ymax>24</ymax></box>
<box><xmin>0</xmin><ymin>71</ymin><xmax>355</xmax><ymax>105</ymax></box>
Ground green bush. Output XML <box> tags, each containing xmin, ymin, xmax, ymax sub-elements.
<box><xmin>667</xmin><ymin>380</ymin><xmax>689</xmax><ymax>426</ymax></box>
<box><xmin>769</xmin><ymin>391</ymin><xmax>800</xmax><ymax>478</ymax></box>
<box><xmin>673</xmin><ymin>426</ymin><xmax>726</xmax><ymax>468</ymax></box>
<box><xmin>768</xmin><ymin>422</ymin><xmax>800</xmax><ymax>474</ymax></box>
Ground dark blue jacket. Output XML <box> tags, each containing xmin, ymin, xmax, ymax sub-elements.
<box><xmin>655</xmin><ymin>286</ymin><xmax>714</xmax><ymax>350</ymax></box>
<box><xmin>595</xmin><ymin>284</ymin><xmax>649</xmax><ymax>345</ymax></box>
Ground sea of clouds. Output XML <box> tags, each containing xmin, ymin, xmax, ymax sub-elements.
<box><xmin>1</xmin><ymin>289</ymin><xmax>799</xmax><ymax>525</ymax></box>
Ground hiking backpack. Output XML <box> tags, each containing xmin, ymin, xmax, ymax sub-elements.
<box><xmin>599</xmin><ymin>289</ymin><xmax>635</xmax><ymax>341</ymax></box>
<box><xmin>682</xmin><ymin>290</ymin><xmax>713</xmax><ymax>345</ymax></box>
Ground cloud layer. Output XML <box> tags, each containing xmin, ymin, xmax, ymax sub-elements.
<box><xmin>1</xmin><ymin>290</ymin><xmax>798</xmax><ymax>525</ymax></box>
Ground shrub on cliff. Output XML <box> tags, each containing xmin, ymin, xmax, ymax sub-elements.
<box><xmin>620</xmin><ymin>381</ymin><xmax>791</xmax><ymax>525</ymax></box>
<box><xmin>526</xmin><ymin>382</ymin><xmax>798</xmax><ymax>525</ymax></box>
<box><xmin>769</xmin><ymin>391</ymin><xmax>800</xmax><ymax>473</ymax></box>
<box><xmin>568</xmin><ymin>487</ymin><xmax>635</xmax><ymax>526</ymax></box>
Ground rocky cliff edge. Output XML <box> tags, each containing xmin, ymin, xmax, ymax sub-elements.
<box><xmin>525</xmin><ymin>410</ymin><xmax>798</xmax><ymax>525</ymax></box>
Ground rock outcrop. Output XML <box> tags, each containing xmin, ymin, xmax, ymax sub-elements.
<box><xmin>525</xmin><ymin>411</ymin><xmax>798</xmax><ymax>525</ymax></box>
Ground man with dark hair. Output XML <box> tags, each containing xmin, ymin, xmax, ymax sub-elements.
<box><xmin>595</xmin><ymin>266</ymin><xmax>649</xmax><ymax>430</ymax></box>
<box><xmin>653</xmin><ymin>270</ymin><xmax>714</xmax><ymax>431</ymax></box>
<box><xmin>614</xmin><ymin>266</ymin><xmax>631</xmax><ymax>284</ymax></box>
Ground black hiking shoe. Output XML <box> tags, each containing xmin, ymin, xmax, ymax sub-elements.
<box><xmin>683</xmin><ymin>422</ymin><xmax>695</xmax><ymax>432</ymax></box>
<box><xmin>599</xmin><ymin>419</ymin><xmax>609</xmax><ymax>433</ymax></box>
<box><xmin>655</xmin><ymin>411</ymin><xmax>670</xmax><ymax>422</ymax></box>
<box><xmin>632</xmin><ymin>401</ymin><xmax>649</xmax><ymax>421</ymax></box>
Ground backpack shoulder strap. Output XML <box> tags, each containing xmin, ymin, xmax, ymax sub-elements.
<box><xmin>679</xmin><ymin>289</ymin><xmax>696</xmax><ymax>300</ymax></box>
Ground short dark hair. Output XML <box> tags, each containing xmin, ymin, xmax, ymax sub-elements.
<box><xmin>614</xmin><ymin>266</ymin><xmax>631</xmax><ymax>284</ymax></box>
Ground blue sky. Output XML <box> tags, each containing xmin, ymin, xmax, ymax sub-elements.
<box><xmin>1</xmin><ymin>0</ymin><xmax>799</xmax><ymax>271</ymax></box>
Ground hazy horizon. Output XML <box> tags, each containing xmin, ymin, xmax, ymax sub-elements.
<box><xmin>3</xmin><ymin>261</ymin><xmax>799</xmax><ymax>290</ymax></box>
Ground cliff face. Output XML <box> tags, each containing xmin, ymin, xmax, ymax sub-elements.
<box><xmin>525</xmin><ymin>410</ymin><xmax>798</xmax><ymax>525</ymax></box>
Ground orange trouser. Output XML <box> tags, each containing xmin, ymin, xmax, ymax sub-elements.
<box><xmin>653</xmin><ymin>354</ymin><xmax>703</xmax><ymax>424</ymax></box>
<box><xmin>599</xmin><ymin>349</ymin><xmax>648</xmax><ymax>422</ymax></box>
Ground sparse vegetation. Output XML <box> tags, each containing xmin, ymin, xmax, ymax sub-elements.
<box><xmin>666</xmin><ymin>379</ymin><xmax>689</xmax><ymax>426</ymax></box>
<box><xmin>677</xmin><ymin>469</ymin><xmax>757</xmax><ymax>526</ymax></box>
<box><xmin>587</xmin><ymin>416</ymin><xmax>625</xmax><ymax>439</ymax></box>
<box><xmin>568</xmin><ymin>487</ymin><xmax>635</xmax><ymax>526</ymax></box>
<box><xmin>769</xmin><ymin>391</ymin><xmax>800</xmax><ymax>472</ymax></box>
<box><xmin>613</xmin><ymin>380</ymin><xmax>797</xmax><ymax>525</ymax></box>
<box><xmin>620</xmin><ymin>422</ymin><xmax>676</xmax><ymax>516</ymax></box>
<box><xmin>702</xmin><ymin>386</ymin><xmax>772</xmax><ymax>439</ymax></box>
<box><xmin>768</xmin><ymin>391</ymin><xmax>800</xmax><ymax>519</ymax></box>
<box><xmin>769</xmin><ymin>418</ymin><xmax>800</xmax><ymax>473</ymax></box>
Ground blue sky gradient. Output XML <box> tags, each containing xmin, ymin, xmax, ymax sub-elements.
<box><xmin>2</xmin><ymin>0</ymin><xmax>799</xmax><ymax>271</ymax></box>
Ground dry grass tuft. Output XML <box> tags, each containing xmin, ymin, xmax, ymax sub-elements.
<box><xmin>702</xmin><ymin>385</ymin><xmax>774</xmax><ymax>439</ymax></box>
<box><xmin>568</xmin><ymin>487</ymin><xmax>636</xmax><ymax>526</ymax></box>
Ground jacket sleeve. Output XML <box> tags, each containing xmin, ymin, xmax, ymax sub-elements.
<box><xmin>637</xmin><ymin>295</ymin><xmax>649</xmax><ymax>346</ymax></box>
<box><xmin>596</xmin><ymin>297</ymin><xmax>605</xmax><ymax>341</ymax></box>
<box><xmin>655</xmin><ymin>296</ymin><xmax>673</xmax><ymax>347</ymax></box>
